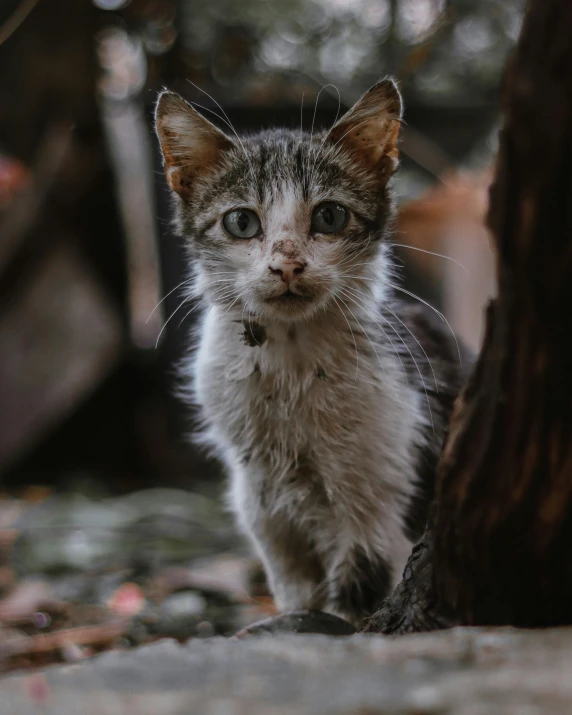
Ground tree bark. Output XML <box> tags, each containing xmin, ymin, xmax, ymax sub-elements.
<box><xmin>363</xmin><ymin>0</ymin><xmax>572</xmax><ymax>632</ymax></box>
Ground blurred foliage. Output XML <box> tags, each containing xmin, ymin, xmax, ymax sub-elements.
<box><xmin>93</xmin><ymin>0</ymin><xmax>526</xmax><ymax>104</ymax></box>
<box><xmin>169</xmin><ymin>0</ymin><xmax>526</xmax><ymax>103</ymax></box>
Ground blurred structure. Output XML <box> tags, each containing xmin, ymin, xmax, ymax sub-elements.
<box><xmin>0</xmin><ymin>0</ymin><xmax>523</xmax><ymax>491</ymax></box>
<box><xmin>396</xmin><ymin>168</ymin><xmax>496</xmax><ymax>351</ymax></box>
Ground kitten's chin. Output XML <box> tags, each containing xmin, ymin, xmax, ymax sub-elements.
<box><xmin>255</xmin><ymin>292</ymin><xmax>325</xmax><ymax>323</ymax></box>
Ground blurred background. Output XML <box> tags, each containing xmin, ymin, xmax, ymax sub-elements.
<box><xmin>0</xmin><ymin>0</ymin><xmax>523</xmax><ymax>670</ymax></box>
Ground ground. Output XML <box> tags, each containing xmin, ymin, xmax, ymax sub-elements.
<box><xmin>2</xmin><ymin>487</ymin><xmax>572</xmax><ymax>714</ymax></box>
<box><xmin>4</xmin><ymin>626</ymin><xmax>572</xmax><ymax>713</ymax></box>
<box><xmin>0</xmin><ymin>485</ymin><xmax>275</xmax><ymax>673</ymax></box>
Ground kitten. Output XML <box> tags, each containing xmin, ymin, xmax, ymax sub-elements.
<box><xmin>155</xmin><ymin>79</ymin><xmax>466</xmax><ymax>626</ymax></box>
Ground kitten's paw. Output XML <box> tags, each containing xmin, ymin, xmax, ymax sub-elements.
<box><xmin>232</xmin><ymin>610</ymin><xmax>356</xmax><ymax>639</ymax></box>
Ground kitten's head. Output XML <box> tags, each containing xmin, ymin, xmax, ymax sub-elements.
<box><xmin>155</xmin><ymin>79</ymin><xmax>402</xmax><ymax>324</ymax></box>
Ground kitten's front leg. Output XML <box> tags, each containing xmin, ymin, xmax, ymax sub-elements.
<box><xmin>256</xmin><ymin>520</ymin><xmax>327</xmax><ymax>613</ymax></box>
<box><xmin>230</xmin><ymin>467</ymin><xmax>326</xmax><ymax>612</ymax></box>
<box><xmin>326</xmin><ymin>544</ymin><xmax>400</xmax><ymax>626</ymax></box>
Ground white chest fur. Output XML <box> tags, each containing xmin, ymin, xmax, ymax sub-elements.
<box><xmin>190</xmin><ymin>304</ymin><xmax>426</xmax><ymax>623</ymax></box>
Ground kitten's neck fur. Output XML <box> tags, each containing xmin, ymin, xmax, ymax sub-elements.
<box><xmin>219</xmin><ymin>299</ymin><xmax>372</xmax><ymax>374</ymax></box>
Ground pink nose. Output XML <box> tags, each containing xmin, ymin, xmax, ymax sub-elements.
<box><xmin>268</xmin><ymin>257</ymin><xmax>306</xmax><ymax>284</ymax></box>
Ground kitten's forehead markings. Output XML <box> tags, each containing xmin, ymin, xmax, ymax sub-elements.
<box><xmin>264</xmin><ymin>184</ymin><xmax>303</xmax><ymax>228</ymax></box>
<box><xmin>264</xmin><ymin>184</ymin><xmax>309</xmax><ymax>257</ymax></box>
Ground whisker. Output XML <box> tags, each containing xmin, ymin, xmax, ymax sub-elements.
<box><xmin>331</xmin><ymin>295</ymin><xmax>359</xmax><ymax>383</ymax></box>
<box><xmin>339</xmin><ymin>274</ymin><xmax>383</xmax><ymax>282</ymax></box>
<box><xmin>245</xmin><ymin>302</ymin><xmax>261</xmax><ymax>346</ymax></box>
<box><xmin>188</xmin><ymin>100</ymin><xmax>243</xmax><ymax>138</ymax></box>
<box><xmin>339</xmin><ymin>262</ymin><xmax>379</xmax><ymax>274</ymax></box>
<box><xmin>382</xmin><ymin>301</ymin><xmax>439</xmax><ymax>394</ymax></box>
<box><xmin>177</xmin><ymin>284</ymin><xmax>237</xmax><ymax>328</ymax></box>
<box><xmin>240</xmin><ymin>301</ymin><xmax>248</xmax><ymax>336</ymax></box>
<box><xmin>306</xmin><ymin>84</ymin><xmax>338</xmax><ymax>189</ymax></box>
<box><xmin>310</xmin><ymin>85</ymin><xmax>338</xmax><ymax>144</ymax></box>
<box><xmin>311</xmin><ymin>118</ymin><xmax>371</xmax><ymax>179</ymax></box>
<box><xmin>333</xmin><ymin>239</ymin><xmax>374</xmax><ymax>272</ymax></box>
<box><xmin>337</xmin><ymin>292</ymin><xmax>397</xmax><ymax>397</ymax></box>
<box><xmin>186</xmin><ymin>81</ymin><xmax>257</xmax><ymax>186</ymax></box>
<box><xmin>389</xmin><ymin>243</ymin><xmax>469</xmax><ymax>273</ymax></box>
<box><xmin>386</xmin><ymin>282</ymin><xmax>462</xmax><ymax>365</ymax></box>
<box><xmin>380</xmin><ymin>310</ymin><xmax>435</xmax><ymax>435</ymax></box>
<box><xmin>204</xmin><ymin>283</ymin><xmax>236</xmax><ymax>299</ymax></box>
<box><xmin>221</xmin><ymin>291</ymin><xmax>245</xmax><ymax>317</ymax></box>
<box><xmin>309</xmin><ymin>84</ymin><xmax>341</xmax><ymax>185</ymax></box>
<box><xmin>146</xmin><ymin>277</ymin><xmax>193</xmax><ymax>323</ymax></box>
<box><xmin>340</xmin><ymin>286</ymin><xmax>409</xmax><ymax>388</ymax></box>
<box><xmin>342</xmin><ymin>276</ymin><xmax>447</xmax><ymax>390</ymax></box>
<box><xmin>206</xmin><ymin>278</ymin><xmax>235</xmax><ymax>287</ymax></box>
<box><xmin>340</xmin><ymin>287</ymin><xmax>435</xmax><ymax>434</ymax></box>
<box><xmin>329</xmin><ymin>235</ymin><xmax>375</xmax><ymax>278</ymax></box>
<box><xmin>155</xmin><ymin>296</ymin><xmax>193</xmax><ymax>348</ymax></box>
<box><xmin>176</xmin><ymin>301</ymin><xmax>201</xmax><ymax>330</ymax></box>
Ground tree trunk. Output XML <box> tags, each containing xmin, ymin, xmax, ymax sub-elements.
<box><xmin>363</xmin><ymin>0</ymin><xmax>572</xmax><ymax>632</ymax></box>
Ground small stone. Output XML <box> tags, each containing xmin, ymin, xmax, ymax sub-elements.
<box><xmin>33</xmin><ymin>611</ymin><xmax>51</xmax><ymax>629</ymax></box>
<box><xmin>196</xmin><ymin>621</ymin><xmax>215</xmax><ymax>638</ymax></box>
<box><xmin>232</xmin><ymin>610</ymin><xmax>356</xmax><ymax>639</ymax></box>
<box><xmin>160</xmin><ymin>591</ymin><xmax>207</xmax><ymax>620</ymax></box>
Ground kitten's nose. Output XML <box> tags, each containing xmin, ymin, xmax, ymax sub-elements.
<box><xmin>268</xmin><ymin>257</ymin><xmax>306</xmax><ymax>284</ymax></box>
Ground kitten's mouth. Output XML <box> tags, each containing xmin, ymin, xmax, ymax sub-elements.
<box><xmin>266</xmin><ymin>290</ymin><xmax>313</xmax><ymax>305</ymax></box>
<box><xmin>260</xmin><ymin>287</ymin><xmax>323</xmax><ymax>322</ymax></box>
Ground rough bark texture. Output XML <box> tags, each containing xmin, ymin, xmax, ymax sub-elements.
<box><xmin>433</xmin><ymin>0</ymin><xmax>572</xmax><ymax>627</ymax></box>
<box><xmin>365</xmin><ymin>0</ymin><xmax>572</xmax><ymax>633</ymax></box>
<box><xmin>360</xmin><ymin>525</ymin><xmax>456</xmax><ymax>634</ymax></box>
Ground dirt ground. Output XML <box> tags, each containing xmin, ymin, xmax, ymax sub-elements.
<box><xmin>4</xmin><ymin>626</ymin><xmax>572</xmax><ymax>714</ymax></box>
<box><xmin>0</xmin><ymin>485</ymin><xmax>275</xmax><ymax>674</ymax></box>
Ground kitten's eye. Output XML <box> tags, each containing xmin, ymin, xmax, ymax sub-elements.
<box><xmin>311</xmin><ymin>202</ymin><xmax>348</xmax><ymax>234</ymax></box>
<box><xmin>223</xmin><ymin>209</ymin><xmax>261</xmax><ymax>239</ymax></box>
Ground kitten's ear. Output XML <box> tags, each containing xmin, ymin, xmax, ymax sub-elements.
<box><xmin>155</xmin><ymin>90</ymin><xmax>234</xmax><ymax>200</ymax></box>
<box><xmin>327</xmin><ymin>78</ymin><xmax>402</xmax><ymax>182</ymax></box>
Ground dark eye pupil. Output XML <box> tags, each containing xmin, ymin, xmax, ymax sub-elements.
<box><xmin>236</xmin><ymin>212</ymin><xmax>249</xmax><ymax>232</ymax></box>
<box><xmin>311</xmin><ymin>202</ymin><xmax>347</xmax><ymax>234</ymax></box>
